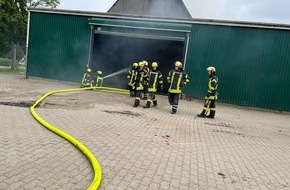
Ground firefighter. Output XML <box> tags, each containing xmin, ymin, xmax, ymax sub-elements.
<box><xmin>133</xmin><ymin>62</ymin><xmax>146</xmax><ymax>107</ymax></box>
<box><xmin>197</xmin><ymin>67</ymin><xmax>218</xmax><ymax>119</ymax></box>
<box><xmin>81</xmin><ymin>68</ymin><xmax>92</xmax><ymax>88</ymax></box>
<box><xmin>167</xmin><ymin>61</ymin><xmax>190</xmax><ymax>114</ymax></box>
<box><xmin>90</xmin><ymin>70</ymin><xmax>103</xmax><ymax>87</ymax></box>
<box><xmin>142</xmin><ymin>60</ymin><xmax>150</xmax><ymax>99</ymax></box>
<box><xmin>95</xmin><ymin>71</ymin><xmax>104</xmax><ymax>87</ymax></box>
<box><xmin>127</xmin><ymin>62</ymin><xmax>138</xmax><ymax>97</ymax></box>
<box><xmin>143</xmin><ymin>62</ymin><xmax>163</xmax><ymax>108</ymax></box>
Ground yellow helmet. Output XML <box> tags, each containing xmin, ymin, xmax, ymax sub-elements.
<box><xmin>132</xmin><ymin>62</ymin><xmax>138</xmax><ymax>67</ymax></box>
<box><xmin>87</xmin><ymin>68</ymin><xmax>91</xmax><ymax>72</ymax></box>
<box><xmin>207</xmin><ymin>66</ymin><xmax>216</xmax><ymax>72</ymax></box>
<box><xmin>139</xmin><ymin>62</ymin><xmax>144</xmax><ymax>67</ymax></box>
<box><xmin>152</xmin><ymin>62</ymin><xmax>158</xmax><ymax>67</ymax></box>
<box><xmin>174</xmin><ymin>61</ymin><xmax>182</xmax><ymax>68</ymax></box>
<box><xmin>97</xmin><ymin>70</ymin><xmax>102</xmax><ymax>75</ymax></box>
<box><xmin>143</xmin><ymin>60</ymin><xmax>148</xmax><ymax>66</ymax></box>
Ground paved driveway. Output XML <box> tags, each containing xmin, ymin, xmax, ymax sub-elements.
<box><xmin>1</xmin><ymin>74</ymin><xmax>290</xmax><ymax>190</ymax></box>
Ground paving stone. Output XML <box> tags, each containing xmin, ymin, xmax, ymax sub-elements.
<box><xmin>1</xmin><ymin>74</ymin><xmax>290</xmax><ymax>190</ymax></box>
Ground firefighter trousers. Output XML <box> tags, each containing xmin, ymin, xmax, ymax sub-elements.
<box><xmin>203</xmin><ymin>99</ymin><xmax>216</xmax><ymax>115</ymax></box>
<box><xmin>128</xmin><ymin>85</ymin><xmax>136</xmax><ymax>97</ymax></box>
<box><xmin>146</xmin><ymin>92</ymin><xmax>157</xmax><ymax>107</ymax></box>
<box><xmin>143</xmin><ymin>85</ymin><xmax>149</xmax><ymax>99</ymax></box>
<box><xmin>134</xmin><ymin>91</ymin><xmax>142</xmax><ymax>106</ymax></box>
<box><xmin>168</xmin><ymin>93</ymin><xmax>180</xmax><ymax>113</ymax></box>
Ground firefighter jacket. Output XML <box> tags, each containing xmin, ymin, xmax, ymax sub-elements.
<box><xmin>127</xmin><ymin>67</ymin><xmax>137</xmax><ymax>86</ymax></box>
<box><xmin>82</xmin><ymin>72</ymin><xmax>91</xmax><ymax>86</ymax></box>
<box><xmin>133</xmin><ymin>68</ymin><xmax>146</xmax><ymax>91</ymax></box>
<box><xmin>143</xmin><ymin>66</ymin><xmax>150</xmax><ymax>76</ymax></box>
<box><xmin>91</xmin><ymin>73</ymin><xmax>103</xmax><ymax>86</ymax></box>
<box><xmin>143</xmin><ymin>66</ymin><xmax>150</xmax><ymax>85</ymax></box>
<box><xmin>96</xmin><ymin>75</ymin><xmax>104</xmax><ymax>87</ymax></box>
<box><xmin>207</xmin><ymin>74</ymin><xmax>218</xmax><ymax>100</ymax></box>
<box><xmin>167</xmin><ymin>68</ymin><xmax>189</xmax><ymax>94</ymax></box>
<box><xmin>148</xmin><ymin>69</ymin><xmax>163</xmax><ymax>93</ymax></box>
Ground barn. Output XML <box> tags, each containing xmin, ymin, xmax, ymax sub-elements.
<box><xmin>26</xmin><ymin>1</ymin><xmax>290</xmax><ymax>111</ymax></box>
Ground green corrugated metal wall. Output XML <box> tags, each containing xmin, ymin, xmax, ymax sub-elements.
<box><xmin>27</xmin><ymin>11</ymin><xmax>290</xmax><ymax>111</ymax></box>
<box><xmin>27</xmin><ymin>13</ymin><xmax>91</xmax><ymax>82</ymax></box>
<box><xmin>183</xmin><ymin>24</ymin><xmax>290</xmax><ymax>111</ymax></box>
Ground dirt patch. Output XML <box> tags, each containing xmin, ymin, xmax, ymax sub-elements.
<box><xmin>101</xmin><ymin>110</ymin><xmax>141</xmax><ymax>117</ymax></box>
<box><xmin>218</xmin><ymin>172</ymin><xmax>226</xmax><ymax>178</ymax></box>
<box><xmin>162</xmin><ymin>135</ymin><xmax>171</xmax><ymax>145</ymax></box>
<box><xmin>0</xmin><ymin>101</ymin><xmax>35</xmax><ymax>108</ymax></box>
<box><xmin>205</xmin><ymin>122</ymin><xmax>234</xmax><ymax>128</ymax></box>
<box><xmin>213</xmin><ymin>129</ymin><xmax>245</xmax><ymax>137</ymax></box>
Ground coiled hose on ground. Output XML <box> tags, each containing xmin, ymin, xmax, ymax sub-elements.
<box><xmin>30</xmin><ymin>86</ymin><xmax>129</xmax><ymax>190</ymax></box>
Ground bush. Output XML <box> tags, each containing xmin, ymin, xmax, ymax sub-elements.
<box><xmin>0</xmin><ymin>58</ymin><xmax>11</xmax><ymax>66</ymax></box>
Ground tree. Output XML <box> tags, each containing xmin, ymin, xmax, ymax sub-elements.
<box><xmin>0</xmin><ymin>0</ymin><xmax>60</xmax><ymax>70</ymax></box>
<box><xmin>27</xmin><ymin>0</ymin><xmax>60</xmax><ymax>8</ymax></box>
<box><xmin>0</xmin><ymin>0</ymin><xmax>27</xmax><ymax>70</ymax></box>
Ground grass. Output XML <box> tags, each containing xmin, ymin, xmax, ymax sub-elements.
<box><xmin>0</xmin><ymin>67</ymin><xmax>25</xmax><ymax>74</ymax></box>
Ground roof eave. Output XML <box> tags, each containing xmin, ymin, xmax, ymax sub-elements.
<box><xmin>28</xmin><ymin>8</ymin><xmax>290</xmax><ymax>31</ymax></box>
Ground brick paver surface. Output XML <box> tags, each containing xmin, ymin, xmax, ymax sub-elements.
<box><xmin>1</xmin><ymin>74</ymin><xmax>290</xmax><ymax>190</ymax></box>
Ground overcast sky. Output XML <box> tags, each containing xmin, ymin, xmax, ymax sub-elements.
<box><xmin>58</xmin><ymin>0</ymin><xmax>290</xmax><ymax>24</ymax></box>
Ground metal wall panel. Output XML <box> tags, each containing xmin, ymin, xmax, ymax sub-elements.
<box><xmin>183</xmin><ymin>24</ymin><xmax>290</xmax><ymax>111</ymax></box>
<box><xmin>88</xmin><ymin>18</ymin><xmax>192</xmax><ymax>32</ymax></box>
<box><xmin>26</xmin><ymin>10</ymin><xmax>290</xmax><ymax>111</ymax></box>
<box><xmin>27</xmin><ymin>13</ymin><xmax>91</xmax><ymax>82</ymax></box>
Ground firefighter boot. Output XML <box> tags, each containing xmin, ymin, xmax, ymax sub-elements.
<box><xmin>133</xmin><ymin>98</ymin><xmax>140</xmax><ymax>107</ymax></box>
<box><xmin>143</xmin><ymin>102</ymin><xmax>151</xmax><ymax>108</ymax></box>
<box><xmin>206</xmin><ymin>111</ymin><xmax>215</xmax><ymax>119</ymax></box>
<box><xmin>171</xmin><ymin>105</ymin><xmax>177</xmax><ymax>114</ymax></box>
<box><xmin>153</xmin><ymin>100</ymin><xmax>157</xmax><ymax>107</ymax></box>
<box><xmin>197</xmin><ymin>110</ymin><xmax>206</xmax><ymax>118</ymax></box>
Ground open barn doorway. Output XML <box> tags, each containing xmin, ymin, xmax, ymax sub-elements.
<box><xmin>90</xmin><ymin>34</ymin><xmax>185</xmax><ymax>92</ymax></box>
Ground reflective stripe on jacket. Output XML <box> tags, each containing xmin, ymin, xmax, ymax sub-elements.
<box><xmin>127</xmin><ymin>68</ymin><xmax>137</xmax><ymax>86</ymax></box>
<box><xmin>167</xmin><ymin>69</ymin><xmax>189</xmax><ymax>94</ymax></box>
<box><xmin>148</xmin><ymin>70</ymin><xmax>163</xmax><ymax>92</ymax></box>
<box><xmin>133</xmin><ymin>69</ymin><xmax>146</xmax><ymax>91</ymax></box>
<box><xmin>207</xmin><ymin>74</ymin><xmax>218</xmax><ymax>99</ymax></box>
<box><xmin>82</xmin><ymin>73</ymin><xmax>91</xmax><ymax>85</ymax></box>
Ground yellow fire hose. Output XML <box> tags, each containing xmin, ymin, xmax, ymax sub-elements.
<box><xmin>30</xmin><ymin>86</ymin><xmax>129</xmax><ymax>189</ymax></box>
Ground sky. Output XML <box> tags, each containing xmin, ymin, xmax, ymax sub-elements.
<box><xmin>58</xmin><ymin>0</ymin><xmax>290</xmax><ymax>24</ymax></box>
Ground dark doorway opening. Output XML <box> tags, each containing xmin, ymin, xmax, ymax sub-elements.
<box><xmin>91</xmin><ymin>34</ymin><xmax>185</xmax><ymax>92</ymax></box>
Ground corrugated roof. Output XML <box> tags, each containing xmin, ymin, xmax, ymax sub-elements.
<box><xmin>28</xmin><ymin>8</ymin><xmax>290</xmax><ymax>31</ymax></box>
<box><xmin>108</xmin><ymin>0</ymin><xmax>191</xmax><ymax>19</ymax></box>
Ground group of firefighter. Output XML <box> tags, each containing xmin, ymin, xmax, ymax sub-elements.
<box><xmin>127</xmin><ymin>60</ymin><xmax>218</xmax><ymax>118</ymax></box>
<box><xmin>81</xmin><ymin>61</ymin><xmax>218</xmax><ymax>118</ymax></box>
<box><xmin>81</xmin><ymin>68</ymin><xmax>104</xmax><ymax>88</ymax></box>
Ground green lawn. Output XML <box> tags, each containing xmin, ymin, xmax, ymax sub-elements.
<box><xmin>0</xmin><ymin>67</ymin><xmax>25</xmax><ymax>74</ymax></box>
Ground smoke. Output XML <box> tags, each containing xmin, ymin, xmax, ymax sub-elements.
<box><xmin>91</xmin><ymin>33</ymin><xmax>184</xmax><ymax>91</ymax></box>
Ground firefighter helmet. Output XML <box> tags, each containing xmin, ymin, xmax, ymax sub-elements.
<box><xmin>139</xmin><ymin>62</ymin><xmax>144</xmax><ymax>67</ymax></box>
<box><xmin>143</xmin><ymin>60</ymin><xmax>148</xmax><ymax>66</ymax></box>
<box><xmin>97</xmin><ymin>70</ymin><xmax>102</xmax><ymax>75</ymax></box>
<box><xmin>132</xmin><ymin>62</ymin><xmax>138</xmax><ymax>67</ymax></box>
<box><xmin>174</xmin><ymin>61</ymin><xmax>182</xmax><ymax>68</ymax></box>
<box><xmin>152</xmin><ymin>62</ymin><xmax>158</xmax><ymax>67</ymax></box>
<box><xmin>87</xmin><ymin>68</ymin><xmax>91</xmax><ymax>72</ymax></box>
<box><xmin>207</xmin><ymin>66</ymin><xmax>216</xmax><ymax>72</ymax></box>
